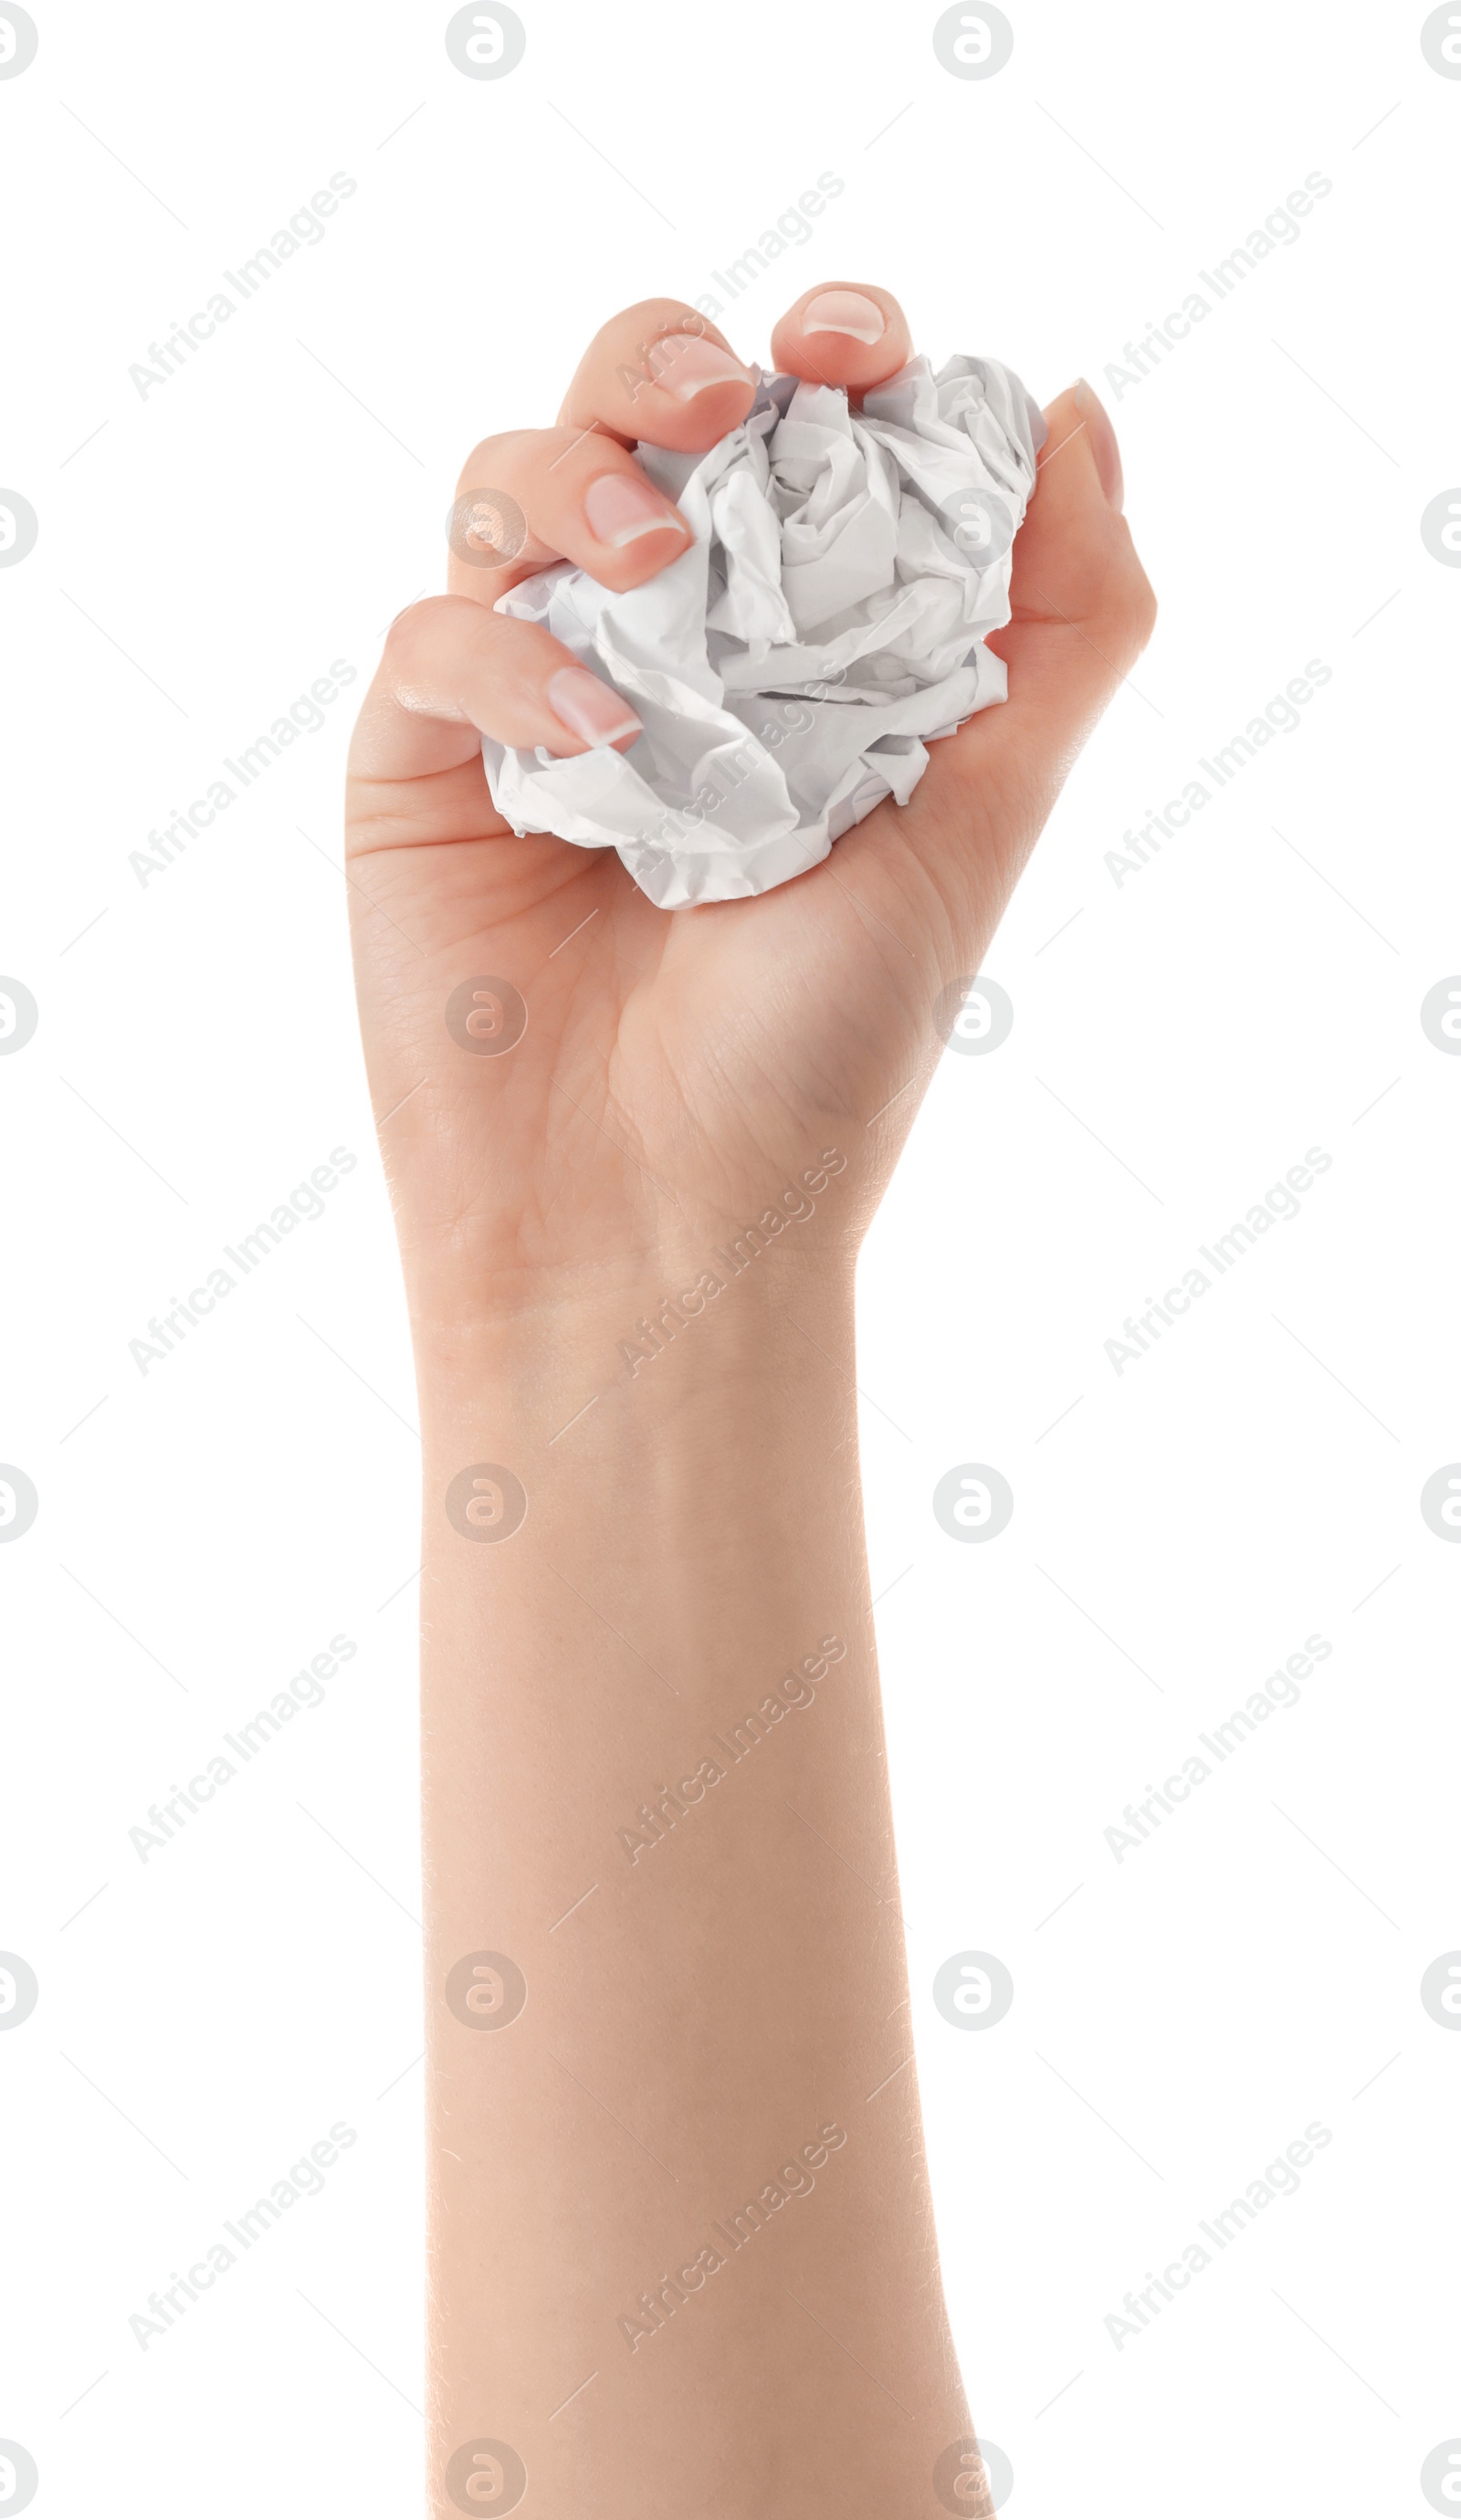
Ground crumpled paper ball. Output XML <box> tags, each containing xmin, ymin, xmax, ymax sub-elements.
<box><xmin>482</xmin><ymin>353</ymin><xmax>1046</xmax><ymax>908</ymax></box>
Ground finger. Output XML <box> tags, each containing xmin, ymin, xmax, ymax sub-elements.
<box><xmin>448</xmin><ymin>425</ymin><xmax>695</xmax><ymax>604</ymax></box>
<box><xmin>348</xmin><ymin>594</ymin><xmax>642</xmax><ymax>797</ymax></box>
<box><xmin>769</xmin><ymin>283</ymin><xmax>914</xmax><ymax>397</ymax></box>
<box><xmin>833</xmin><ymin>378</ymin><xmax>1153</xmax><ymax>929</ymax></box>
<box><xmin>983</xmin><ymin>379</ymin><xmax>1154</xmax><ymax>757</ymax></box>
<box><xmin>556</xmin><ymin>297</ymin><xmax>757</xmax><ymax>451</ymax></box>
<box><xmin>1069</xmin><ymin>373</ymin><xmax>1123</xmax><ymax>514</ymax></box>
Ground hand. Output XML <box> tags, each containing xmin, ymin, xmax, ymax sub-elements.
<box><xmin>344</xmin><ymin>283</ymin><xmax>1154</xmax><ymax>1317</ymax></box>
<box><xmin>352</xmin><ymin>285</ymin><xmax>1156</xmax><ymax>2520</ymax></box>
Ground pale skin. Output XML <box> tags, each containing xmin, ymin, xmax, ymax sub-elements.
<box><xmin>345</xmin><ymin>283</ymin><xmax>1154</xmax><ymax>2520</ymax></box>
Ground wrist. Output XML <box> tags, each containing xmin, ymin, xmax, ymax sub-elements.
<box><xmin>401</xmin><ymin>1145</ymin><xmax>862</xmax><ymax>1379</ymax></box>
<box><xmin>412</xmin><ymin>1238</ymin><xmax>857</xmax><ymax>1444</ymax></box>
<box><xmin>407</xmin><ymin>1242</ymin><xmax>866</xmax><ymax>1651</ymax></box>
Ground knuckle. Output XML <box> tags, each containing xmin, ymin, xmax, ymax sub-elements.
<box><xmin>454</xmin><ymin>429</ymin><xmax>538</xmax><ymax>495</ymax></box>
<box><xmin>382</xmin><ymin>593</ymin><xmax>467</xmax><ymax>667</ymax></box>
<box><xmin>596</xmin><ymin>297</ymin><xmax>703</xmax><ymax>349</ymax></box>
<box><xmin>533</xmin><ymin>424</ymin><xmax>621</xmax><ymax>474</ymax></box>
<box><xmin>565</xmin><ymin>301</ymin><xmax>723</xmax><ymax>419</ymax></box>
<box><xmin>1114</xmin><ymin>545</ymin><xmax>1159</xmax><ymax>649</ymax></box>
<box><xmin>1087</xmin><ymin>520</ymin><xmax>1157</xmax><ymax>658</ymax></box>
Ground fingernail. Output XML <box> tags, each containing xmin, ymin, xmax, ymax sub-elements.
<box><xmin>583</xmin><ymin>471</ymin><xmax>688</xmax><ymax>549</ymax></box>
<box><xmin>547</xmin><ymin>667</ymin><xmax>642</xmax><ymax>750</ymax></box>
<box><xmin>650</xmin><ymin>335</ymin><xmax>753</xmax><ymax>401</ymax></box>
<box><xmin>802</xmin><ymin>289</ymin><xmax>886</xmax><ymax>345</ymax></box>
<box><xmin>1074</xmin><ymin>378</ymin><xmax>1124</xmax><ymax>512</ymax></box>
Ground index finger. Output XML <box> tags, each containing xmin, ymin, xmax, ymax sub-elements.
<box><xmin>556</xmin><ymin>298</ymin><xmax>758</xmax><ymax>451</ymax></box>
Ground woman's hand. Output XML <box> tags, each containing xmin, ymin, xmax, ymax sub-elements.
<box><xmin>350</xmin><ymin>286</ymin><xmax>1155</xmax><ymax>2520</ymax></box>
<box><xmin>344</xmin><ymin>281</ymin><xmax>1154</xmax><ymax>1318</ymax></box>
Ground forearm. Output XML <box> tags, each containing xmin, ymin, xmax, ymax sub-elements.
<box><xmin>347</xmin><ymin>262</ymin><xmax>1148</xmax><ymax>2520</ymax></box>
<box><xmin>414</xmin><ymin>1249</ymin><xmax>975</xmax><ymax>2519</ymax></box>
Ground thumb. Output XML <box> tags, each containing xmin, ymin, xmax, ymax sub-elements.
<box><xmin>828</xmin><ymin>378</ymin><xmax>1156</xmax><ymax>953</ymax></box>
<box><xmin>982</xmin><ymin>379</ymin><xmax>1157</xmax><ymax>767</ymax></box>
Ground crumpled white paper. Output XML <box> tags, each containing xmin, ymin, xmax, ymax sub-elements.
<box><xmin>482</xmin><ymin>353</ymin><xmax>1046</xmax><ymax>908</ymax></box>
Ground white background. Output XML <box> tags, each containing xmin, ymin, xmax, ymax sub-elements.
<box><xmin>3</xmin><ymin>0</ymin><xmax>1459</xmax><ymax>2513</ymax></box>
